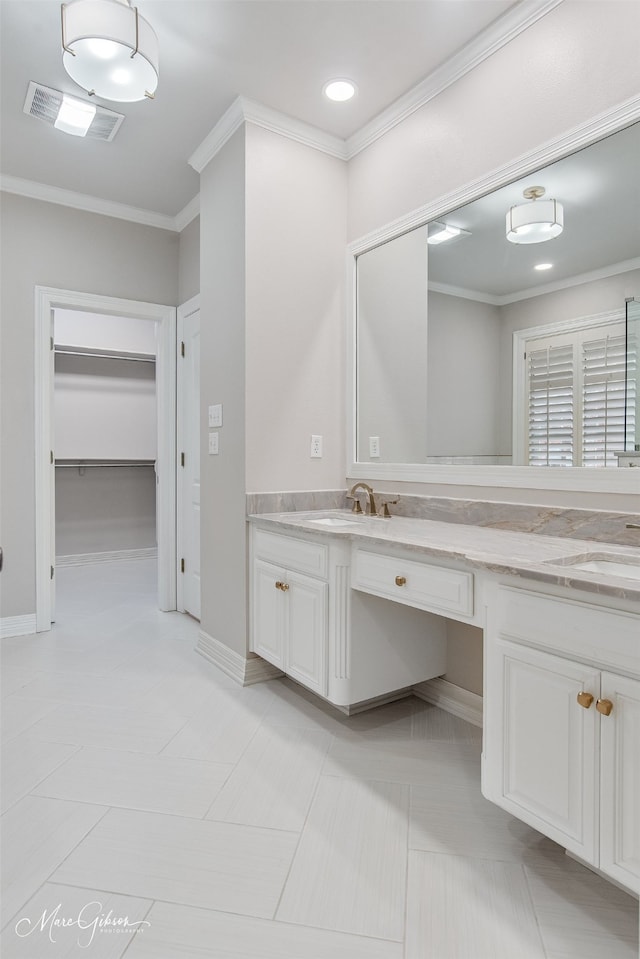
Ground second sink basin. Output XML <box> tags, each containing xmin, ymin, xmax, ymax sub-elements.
<box><xmin>554</xmin><ymin>554</ymin><xmax>640</xmax><ymax>581</ymax></box>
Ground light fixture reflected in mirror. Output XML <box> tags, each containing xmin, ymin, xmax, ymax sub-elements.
<box><xmin>506</xmin><ymin>186</ymin><xmax>563</xmax><ymax>244</ymax></box>
<box><xmin>427</xmin><ymin>223</ymin><xmax>471</xmax><ymax>245</ymax></box>
<box><xmin>61</xmin><ymin>0</ymin><xmax>159</xmax><ymax>102</ymax></box>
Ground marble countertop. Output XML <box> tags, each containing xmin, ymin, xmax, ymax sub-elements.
<box><xmin>249</xmin><ymin>509</ymin><xmax>640</xmax><ymax>603</ymax></box>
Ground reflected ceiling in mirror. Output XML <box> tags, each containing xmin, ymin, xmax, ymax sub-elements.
<box><xmin>355</xmin><ymin>121</ymin><xmax>640</xmax><ymax>469</ymax></box>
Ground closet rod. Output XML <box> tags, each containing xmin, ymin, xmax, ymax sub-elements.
<box><xmin>55</xmin><ymin>460</ymin><xmax>156</xmax><ymax>468</ymax></box>
<box><xmin>54</xmin><ymin>347</ymin><xmax>155</xmax><ymax>364</ymax></box>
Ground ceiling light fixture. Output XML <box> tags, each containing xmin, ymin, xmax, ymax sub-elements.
<box><xmin>427</xmin><ymin>223</ymin><xmax>471</xmax><ymax>245</ymax></box>
<box><xmin>61</xmin><ymin>0</ymin><xmax>159</xmax><ymax>102</ymax></box>
<box><xmin>506</xmin><ymin>186</ymin><xmax>563</xmax><ymax>244</ymax></box>
<box><xmin>534</xmin><ymin>263</ymin><xmax>554</xmax><ymax>271</ymax></box>
<box><xmin>323</xmin><ymin>79</ymin><xmax>356</xmax><ymax>102</ymax></box>
<box><xmin>23</xmin><ymin>81</ymin><xmax>125</xmax><ymax>140</ymax></box>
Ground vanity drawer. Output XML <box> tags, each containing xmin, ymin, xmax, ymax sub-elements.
<box><xmin>252</xmin><ymin>528</ymin><xmax>328</xmax><ymax>579</ymax></box>
<box><xmin>352</xmin><ymin>548</ymin><xmax>474</xmax><ymax>618</ymax></box>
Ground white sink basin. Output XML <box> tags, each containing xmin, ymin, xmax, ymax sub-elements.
<box><xmin>566</xmin><ymin>558</ymin><xmax>640</xmax><ymax>581</ymax></box>
<box><xmin>307</xmin><ymin>516</ymin><xmax>357</xmax><ymax>528</ymax></box>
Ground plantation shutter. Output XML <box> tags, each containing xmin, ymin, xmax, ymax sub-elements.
<box><xmin>527</xmin><ymin>342</ymin><xmax>574</xmax><ymax>466</ymax></box>
<box><xmin>582</xmin><ymin>331</ymin><xmax>636</xmax><ymax>466</ymax></box>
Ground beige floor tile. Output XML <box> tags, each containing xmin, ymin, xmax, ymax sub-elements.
<box><xmin>125</xmin><ymin>901</ymin><xmax>403</xmax><ymax>959</ymax></box>
<box><xmin>23</xmin><ymin>703</ymin><xmax>188</xmax><ymax>753</ymax></box>
<box><xmin>206</xmin><ymin>724</ymin><xmax>332</xmax><ymax>830</ymax></box>
<box><xmin>405</xmin><ymin>851</ymin><xmax>546</xmax><ymax>959</ymax></box>
<box><xmin>34</xmin><ymin>746</ymin><xmax>232</xmax><ymax>818</ymax></box>
<box><xmin>277</xmin><ymin>775</ymin><xmax>408</xmax><ymax>941</ymax></box>
<box><xmin>1</xmin><ymin>796</ymin><xmax>107</xmax><ymax>929</ymax></box>
<box><xmin>52</xmin><ymin>807</ymin><xmax>298</xmax><ymax>918</ymax></box>
<box><xmin>324</xmin><ymin>735</ymin><xmax>481</xmax><ymax>787</ymax></box>
<box><xmin>162</xmin><ymin>687</ymin><xmax>271</xmax><ymax>763</ymax></box>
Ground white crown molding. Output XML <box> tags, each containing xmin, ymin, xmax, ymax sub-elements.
<box><xmin>348</xmin><ymin>93</ymin><xmax>640</xmax><ymax>255</ymax></box>
<box><xmin>189</xmin><ymin>95</ymin><xmax>347</xmax><ymax>174</ymax></box>
<box><xmin>429</xmin><ymin>257</ymin><xmax>640</xmax><ymax>308</ymax></box>
<box><xmin>346</xmin><ymin>0</ymin><xmax>565</xmax><ymax>158</ymax></box>
<box><xmin>0</xmin><ymin>174</ymin><xmax>178</xmax><ymax>231</ymax></box>
<box><xmin>174</xmin><ymin>194</ymin><xmax>200</xmax><ymax>231</ymax></box>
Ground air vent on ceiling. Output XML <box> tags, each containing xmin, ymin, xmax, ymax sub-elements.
<box><xmin>23</xmin><ymin>81</ymin><xmax>124</xmax><ymax>141</ymax></box>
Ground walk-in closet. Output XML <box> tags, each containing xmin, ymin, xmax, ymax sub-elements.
<box><xmin>53</xmin><ymin>309</ymin><xmax>158</xmax><ymax>569</ymax></box>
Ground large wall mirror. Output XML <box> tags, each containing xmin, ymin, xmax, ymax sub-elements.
<box><xmin>353</xmin><ymin>117</ymin><xmax>640</xmax><ymax>490</ymax></box>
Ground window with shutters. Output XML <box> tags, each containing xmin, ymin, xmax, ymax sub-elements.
<box><xmin>523</xmin><ymin>320</ymin><xmax>635</xmax><ymax>467</ymax></box>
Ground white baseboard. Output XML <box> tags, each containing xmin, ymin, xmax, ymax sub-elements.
<box><xmin>56</xmin><ymin>547</ymin><xmax>158</xmax><ymax>567</ymax></box>
<box><xmin>413</xmin><ymin>677</ymin><xmax>483</xmax><ymax>728</ymax></box>
<box><xmin>197</xmin><ymin>630</ymin><xmax>284</xmax><ymax>686</ymax></box>
<box><xmin>1</xmin><ymin>614</ymin><xmax>37</xmax><ymax>639</ymax></box>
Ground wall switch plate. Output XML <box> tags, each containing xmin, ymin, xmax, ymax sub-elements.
<box><xmin>310</xmin><ymin>434</ymin><xmax>323</xmax><ymax>458</ymax></box>
<box><xmin>208</xmin><ymin>431</ymin><xmax>219</xmax><ymax>454</ymax></box>
<box><xmin>208</xmin><ymin>404</ymin><xmax>223</xmax><ymax>428</ymax></box>
<box><xmin>369</xmin><ymin>436</ymin><xmax>380</xmax><ymax>458</ymax></box>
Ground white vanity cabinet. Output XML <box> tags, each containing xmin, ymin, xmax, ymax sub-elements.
<box><xmin>483</xmin><ymin>584</ymin><xmax>640</xmax><ymax>894</ymax></box>
<box><xmin>250</xmin><ymin>523</ymin><xmax>448</xmax><ymax>708</ymax></box>
<box><xmin>251</xmin><ymin>528</ymin><xmax>329</xmax><ymax>696</ymax></box>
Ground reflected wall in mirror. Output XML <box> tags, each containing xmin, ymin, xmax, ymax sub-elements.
<box><xmin>356</xmin><ymin>121</ymin><xmax>640</xmax><ymax>468</ymax></box>
<box><xmin>626</xmin><ymin>297</ymin><xmax>640</xmax><ymax>451</ymax></box>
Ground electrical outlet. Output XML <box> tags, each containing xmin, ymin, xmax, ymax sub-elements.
<box><xmin>208</xmin><ymin>431</ymin><xmax>219</xmax><ymax>454</ymax></box>
<box><xmin>310</xmin><ymin>434</ymin><xmax>323</xmax><ymax>458</ymax></box>
<box><xmin>369</xmin><ymin>436</ymin><xmax>380</xmax><ymax>458</ymax></box>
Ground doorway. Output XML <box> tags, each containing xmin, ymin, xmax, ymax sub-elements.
<box><xmin>35</xmin><ymin>287</ymin><xmax>176</xmax><ymax>631</ymax></box>
<box><xmin>177</xmin><ymin>295</ymin><xmax>201</xmax><ymax>620</ymax></box>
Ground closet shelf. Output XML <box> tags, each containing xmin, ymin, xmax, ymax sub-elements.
<box><xmin>55</xmin><ymin>459</ymin><xmax>156</xmax><ymax>468</ymax></box>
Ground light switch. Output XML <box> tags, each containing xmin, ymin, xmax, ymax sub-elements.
<box><xmin>208</xmin><ymin>431</ymin><xmax>219</xmax><ymax>454</ymax></box>
<box><xmin>208</xmin><ymin>404</ymin><xmax>223</xmax><ymax>428</ymax></box>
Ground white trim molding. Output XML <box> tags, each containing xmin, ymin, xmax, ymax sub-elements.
<box><xmin>189</xmin><ymin>96</ymin><xmax>347</xmax><ymax>174</ymax></box>
<box><xmin>197</xmin><ymin>630</ymin><xmax>284</xmax><ymax>686</ymax></box>
<box><xmin>348</xmin><ymin>93</ymin><xmax>640</xmax><ymax>256</ymax></box>
<box><xmin>0</xmin><ymin>615</ymin><xmax>37</xmax><ymax>640</ymax></box>
<box><xmin>35</xmin><ymin>287</ymin><xmax>176</xmax><ymax>632</ymax></box>
<box><xmin>346</xmin><ymin>0</ymin><xmax>564</xmax><ymax>158</ymax></box>
<box><xmin>0</xmin><ymin>175</ymin><xmax>199</xmax><ymax>234</ymax></box>
<box><xmin>413</xmin><ymin>677</ymin><xmax>483</xmax><ymax>728</ymax></box>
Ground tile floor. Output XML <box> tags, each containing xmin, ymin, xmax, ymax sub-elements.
<box><xmin>1</xmin><ymin>558</ymin><xmax>638</xmax><ymax>958</ymax></box>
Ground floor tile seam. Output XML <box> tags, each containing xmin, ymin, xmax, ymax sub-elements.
<box><xmin>198</xmin><ymin>717</ymin><xmax>274</xmax><ymax>820</ymax></box>
<box><xmin>30</xmin><ymin>791</ymin><xmax>231</xmax><ymax>822</ymax></box>
<box><xmin>38</xmin><ymin>803</ymin><xmax>113</xmax><ymax>890</ymax></box>
<box><xmin>1</xmin><ymin>701</ymin><xmax>67</xmax><ymax>744</ymax></box>
<box><xmin>77</xmin><ymin>803</ymin><xmax>302</xmax><ymax>837</ymax></box>
<box><xmin>521</xmin><ymin>854</ymin><xmax>554</xmax><ymax>958</ymax></box>
<box><xmin>0</xmin><ymin>744</ymin><xmax>83</xmax><ymax>815</ymax></box>
<box><xmin>41</xmin><ymin>743</ymin><xmax>237</xmax><ymax>772</ymax></box>
<box><xmin>0</xmin><ymin>878</ymin><xmax>53</xmax><ymax>934</ymax></box>
<box><xmin>118</xmin><ymin>897</ymin><xmax>157</xmax><ymax>959</ymax></box>
<box><xmin>318</xmin><ymin>770</ymin><xmax>417</xmax><ymax>791</ymax></box>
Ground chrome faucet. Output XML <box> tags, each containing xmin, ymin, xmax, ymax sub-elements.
<box><xmin>348</xmin><ymin>482</ymin><xmax>377</xmax><ymax>516</ymax></box>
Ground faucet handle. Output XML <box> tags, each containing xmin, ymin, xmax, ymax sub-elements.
<box><xmin>346</xmin><ymin>493</ymin><xmax>363</xmax><ymax>514</ymax></box>
<box><xmin>378</xmin><ymin>497</ymin><xmax>399</xmax><ymax>518</ymax></box>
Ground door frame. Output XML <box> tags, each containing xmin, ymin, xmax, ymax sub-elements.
<box><xmin>35</xmin><ymin>286</ymin><xmax>177</xmax><ymax>631</ymax></box>
<box><xmin>176</xmin><ymin>293</ymin><xmax>200</xmax><ymax>614</ymax></box>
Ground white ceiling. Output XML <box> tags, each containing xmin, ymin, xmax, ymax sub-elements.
<box><xmin>0</xmin><ymin>0</ymin><xmax>521</xmax><ymax>216</ymax></box>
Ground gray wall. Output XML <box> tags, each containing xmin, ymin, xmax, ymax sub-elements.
<box><xmin>0</xmin><ymin>193</ymin><xmax>179</xmax><ymax>618</ymax></box>
<box><xmin>179</xmin><ymin>216</ymin><xmax>200</xmax><ymax>304</ymax></box>
<box><xmin>199</xmin><ymin>128</ymin><xmax>247</xmax><ymax>657</ymax></box>
<box><xmin>55</xmin><ymin>466</ymin><xmax>157</xmax><ymax>556</ymax></box>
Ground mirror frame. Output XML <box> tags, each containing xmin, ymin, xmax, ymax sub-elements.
<box><xmin>347</xmin><ymin>94</ymin><xmax>640</xmax><ymax>493</ymax></box>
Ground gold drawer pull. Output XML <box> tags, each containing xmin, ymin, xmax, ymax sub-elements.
<box><xmin>395</xmin><ymin>575</ymin><xmax>407</xmax><ymax>587</ymax></box>
<box><xmin>577</xmin><ymin>691</ymin><xmax>594</xmax><ymax>709</ymax></box>
<box><xmin>596</xmin><ymin>698</ymin><xmax>613</xmax><ymax>716</ymax></box>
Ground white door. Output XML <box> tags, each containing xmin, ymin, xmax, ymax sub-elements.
<box><xmin>178</xmin><ymin>304</ymin><xmax>201</xmax><ymax>619</ymax></box>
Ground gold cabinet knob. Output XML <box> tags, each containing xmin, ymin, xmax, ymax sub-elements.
<box><xmin>275</xmin><ymin>581</ymin><xmax>283</xmax><ymax>590</ymax></box>
<box><xmin>596</xmin><ymin>698</ymin><xmax>613</xmax><ymax>716</ymax></box>
<box><xmin>577</xmin><ymin>691</ymin><xmax>594</xmax><ymax>709</ymax></box>
<box><xmin>395</xmin><ymin>575</ymin><xmax>406</xmax><ymax>587</ymax></box>
<box><xmin>280</xmin><ymin>582</ymin><xmax>289</xmax><ymax>591</ymax></box>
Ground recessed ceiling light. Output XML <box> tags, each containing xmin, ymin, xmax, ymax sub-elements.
<box><xmin>323</xmin><ymin>79</ymin><xmax>356</xmax><ymax>102</ymax></box>
<box><xmin>534</xmin><ymin>263</ymin><xmax>554</xmax><ymax>271</ymax></box>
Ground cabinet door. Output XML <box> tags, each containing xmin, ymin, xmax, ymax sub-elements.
<box><xmin>599</xmin><ymin>672</ymin><xmax>640</xmax><ymax>894</ymax></box>
<box><xmin>485</xmin><ymin>638</ymin><xmax>599</xmax><ymax>862</ymax></box>
<box><xmin>252</xmin><ymin>559</ymin><xmax>285</xmax><ymax>668</ymax></box>
<box><xmin>284</xmin><ymin>570</ymin><xmax>328</xmax><ymax>697</ymax></box>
